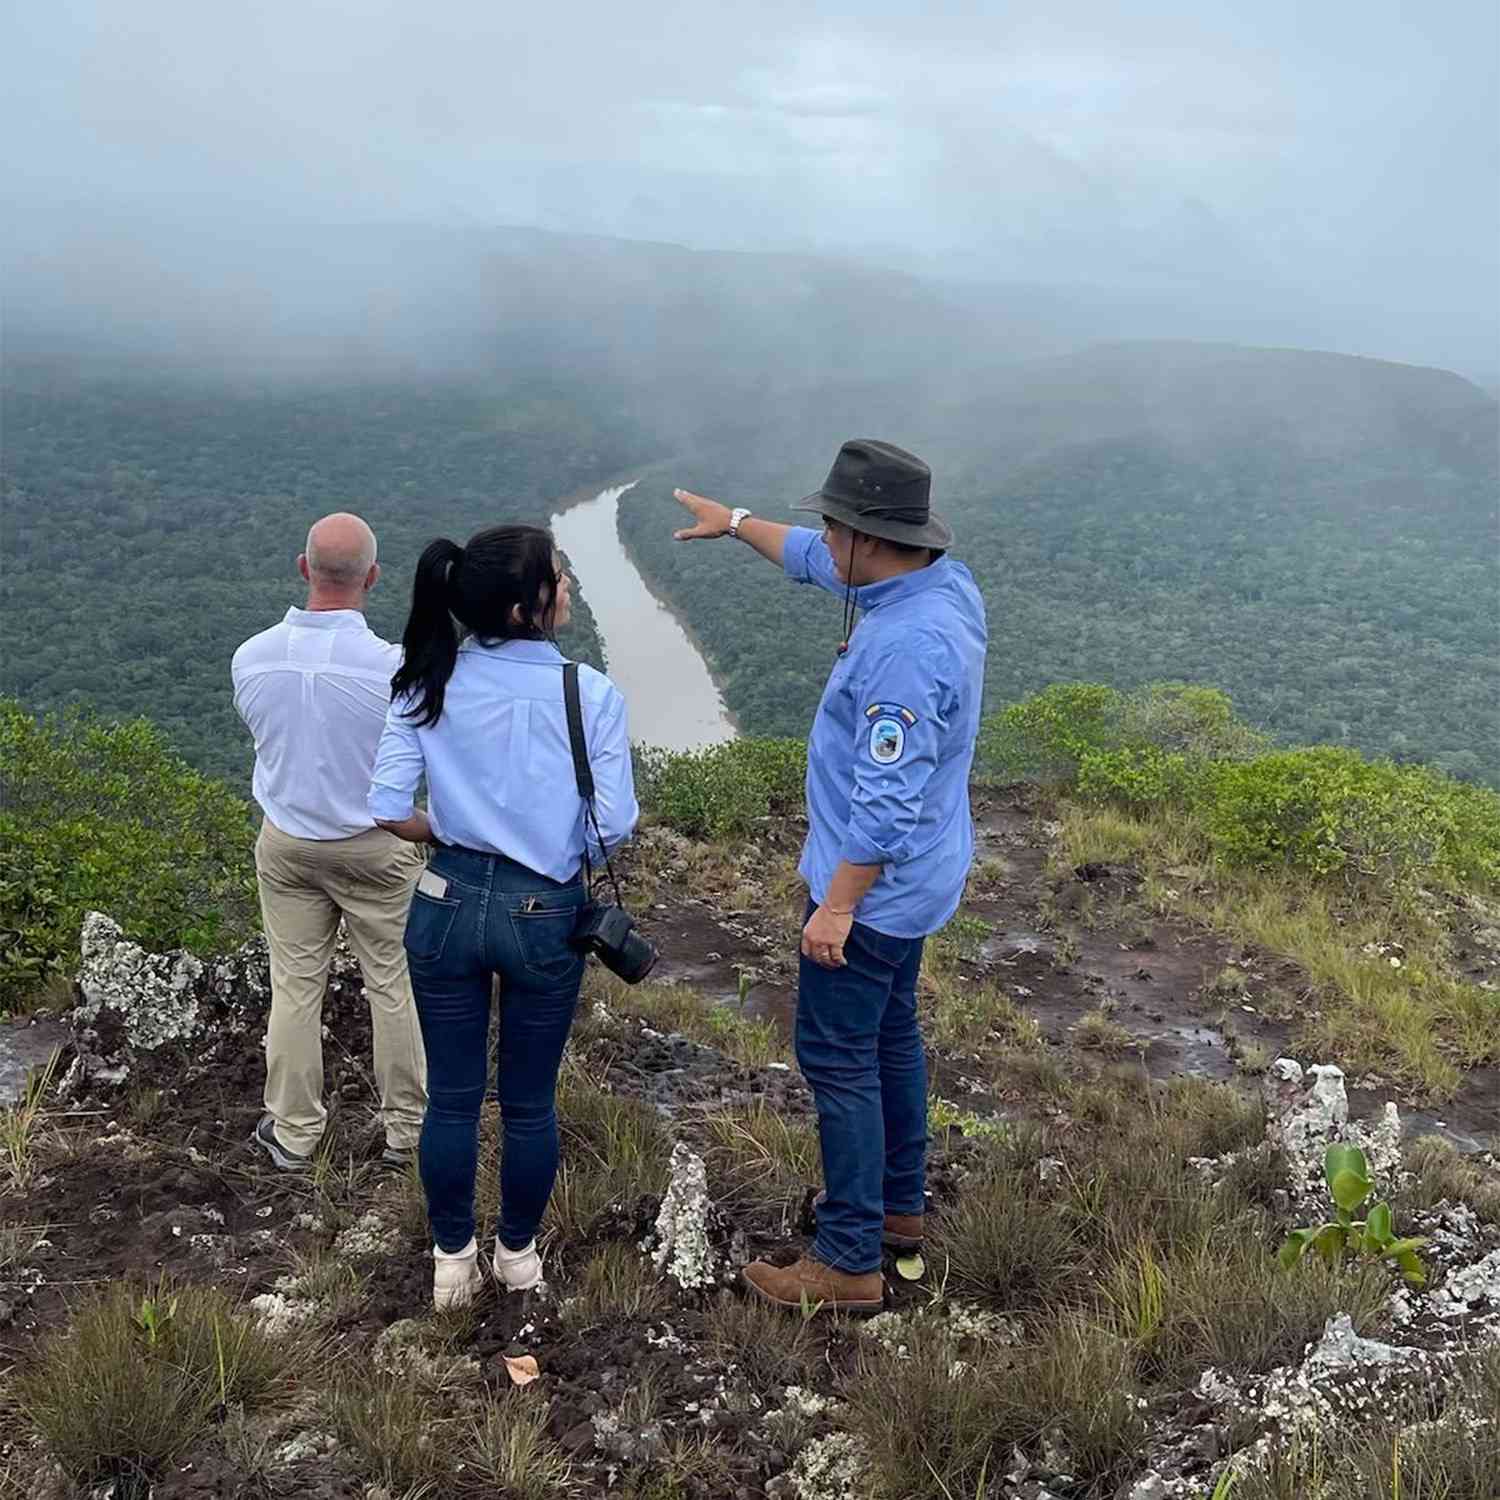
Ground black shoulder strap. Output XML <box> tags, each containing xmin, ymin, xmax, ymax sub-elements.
<box><xmin>563</xmin><ymin>662</ymin><xmax>594</xmax><ymax>801</ymax></box>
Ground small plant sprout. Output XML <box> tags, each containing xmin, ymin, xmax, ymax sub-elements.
<box><xmin>134</xmin><ymin>1289</ymin><xmax>179</xmax><ymax>1347</ymax></box>
<box><xmin>1279</xmin><ymin>1143</ymin><xmax>1429</xmax><ymax>1285</ymax></box>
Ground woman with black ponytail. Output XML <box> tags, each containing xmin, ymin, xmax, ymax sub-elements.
<box><xmin>369</xmin><ymin>524</ymin><xmax>638</xmax><ymax>1310</ymax></box>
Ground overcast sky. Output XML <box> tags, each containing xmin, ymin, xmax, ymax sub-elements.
<box><xmin>4</xmin><ymin>0</ymin><xmax>1496</xmax><ymax>371</ymax></box>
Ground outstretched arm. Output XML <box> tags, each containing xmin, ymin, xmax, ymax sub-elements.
<box><xmin>672</xmin><ymin>488</ymin><xmax>791</xmax><ymax>568</ymax></box>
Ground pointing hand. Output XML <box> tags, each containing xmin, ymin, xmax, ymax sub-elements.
<box><xmin>672</xmin><ymin>488</ymin><xmax>733</xmax><ymax>541</ymax></box>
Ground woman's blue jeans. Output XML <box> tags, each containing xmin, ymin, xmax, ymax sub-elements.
<box><xmin>795</xmin><ymin>899</ymin><xmax>928</xmax><ymax>1274</ymax></box>
<box><xmin>403</xmin><ymin>845</ymin><xmax>586</xmax><ymax>1254</ymax></box>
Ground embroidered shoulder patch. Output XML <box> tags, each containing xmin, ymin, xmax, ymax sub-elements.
<box><xmin>863</xmin><ymin>703</ymin><xmax>917</xmax><ymax>765</ymax></box>
<box><xmin>864</xmin><ymin>702</ymin><xmax>918</xmax><ymax>727</ymax></box>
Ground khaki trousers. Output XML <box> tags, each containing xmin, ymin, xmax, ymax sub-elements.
<box><xmin>254</xmin><ymin>819</ymin><xmax>427</xmax><ymax>1154</ymax></box>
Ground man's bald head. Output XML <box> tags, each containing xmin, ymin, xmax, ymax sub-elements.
<box><xmin>302</xmin><ymin>513</ymin><xmax>378</xmax><ymax>593</ymax></box>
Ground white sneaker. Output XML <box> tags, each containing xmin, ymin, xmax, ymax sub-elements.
<box><xmin>492</xmin><ymin>1236</ymin><xmax>543</xmax><ymax>1292</ymax></box>
<box><xmin>433</xmin><ymin>1238</ymin><xmax>481</xmax><ymax>1310</ymax></box>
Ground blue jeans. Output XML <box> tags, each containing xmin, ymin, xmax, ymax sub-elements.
<box><xmin>404</xmin><ymin>845</ymin><xmax>587</xmax><ymax>1254</ymax></box>
<box><xmin>795</xmin><ymin>899</ymin><xmax>928</xmax><ymax>1274</ymax></box>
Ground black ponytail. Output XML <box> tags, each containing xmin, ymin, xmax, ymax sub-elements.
<box><xmin>391</xmin><ymin>525</ymin><xmax>559</xmax><ymax>727</ymax></box>
<box><xmin>392</xmin><ymin>537</ymin><xmax>464</xmax><ymax>727</ymax></box>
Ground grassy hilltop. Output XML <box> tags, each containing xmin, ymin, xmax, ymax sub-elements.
<box><xmin>3</xmin><ymin>689</ymin><xmax>1500</xmax><ymax>1497</ymax></box>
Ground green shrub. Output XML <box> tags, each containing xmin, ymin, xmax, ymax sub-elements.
<box><xmin>1117</xmin><ymin>683</ymin><xmax>1270</xmax><ymax>760</ymax></box>
<box><xmin>1202</xmin><ymin>746</ymin><xmax>1500</xmax><ymax>887</ymax></box>
<box><xmin>635</xmin><ymin>736</ymin><xmax>806</xmax><ymax>839</ymax></box>
<box><xmin>1076</xmin><ymin>745</ymin><xmax>1206</xmax><ymax>812</ymax></box>
<box><xmin>0</xmin><ymin>699</ymin><xmax>258</xmax><ymax>1007</ymax></box>
<box><xmin>977</xmin><ymin>682</ymin><xmax>1123</xmax><ymax>782</ymax></box>
<box><xmin>978</xmin><ymin>681</ymin><xmax>1264</xmax><ymax>785</ymax></box>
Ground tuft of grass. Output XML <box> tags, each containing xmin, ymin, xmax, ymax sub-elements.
<box><xmin>702</xmin><ymin>1291</ymin><xmax>818</xmax><ymax>1390</ymax></box>
<box><xmin>1</xmin><ymin>1049</ymin><xmax>61</xmax><ymax>1193</ymax></box>
<box><xmin>925</xmin><ymin>914</ymin><xmax>993</xmax><ymax>976</ymax></box>
<box><xmin>849</xmin><ymin>1311</ymin><xmax>1143</xmax><ymax>1497</ymax></box>
<box><xmin>329</xmin><ymin>1370</ymin><xmax>454</xmax><ymax>1492</ymax></box>
<box><xmin>701</xmin><ymin>1102</ymin><xmax>821</xmax><ymax>1209</ymax></box>
<box><xmin>453</xmin><ymin>1396</ymin><xmax>579</xmax><ymax>1498</ymax></box>
<box><xmin>590</xmin><ymin>973</ymin><xmax>791</xmax><ymax>1067</ymax></box>
<box><xmin>560</xmin><ymin>1242</ymin><xmax>667</xmax><ymax>1331</ymax></box>
<box><xmin>925</xmin><ymin>974</ymin><xmax>1042</xmax><ymax>1054</ymax></box>
<box><xmin>935</xmin><ymin>1156</ymin><xmax>1086</xmax><ymax>1311</ymax></box>
<box><xmin>17</xmin><ymin>1279</ymin><xmax>300</xmax><ymax>1487</ymax></box>
<box><xmin>279</xmin><ymin>1244</ymin><xmax>370</xmax><ymax>1327</ymax></box>
<box><xmin>1073</xmin><ymin>1007</ymin><xmax>1141</xmax><ymax>1055</ymax></box>
<box><xmin>547</xmin><ymin>1064</ymin><xmax>673</xmax><ymax>1251</ymax></box>
<box><xmin>1396</xmin><ymin>1136</ymin><xmax>1500</xmax><ymax>1224</ymax></box>
<box><xmin>1117</xmin><ymin>1238</ymin><xmax>1388</xmax><ymax>1384</ymax></box>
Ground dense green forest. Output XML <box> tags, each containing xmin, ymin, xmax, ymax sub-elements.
<box><xmin>1</xmin><ymin>361</ymin><xmax>653</xmax><ymax>782</ymax></box>
<box><xmin>622</xmin><ymin>344</ymin><xmax>1499</xmax><ymax>783</ymax></box>
<box><xmin>4</xmin><ymin>340</ymin><xmax>1496</xmax><ymax>791</ymax></box>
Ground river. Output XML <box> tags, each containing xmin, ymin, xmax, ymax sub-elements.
<box><xmin>552</xmin><ymin>483</ymin><xmax>737</xmax><ymax>753</ymax></box>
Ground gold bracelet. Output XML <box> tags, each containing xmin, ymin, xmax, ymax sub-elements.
<box><xmin>823</xmin><ymin>904</ymin><xmax>855</xmax><ymax>916</ymax></box>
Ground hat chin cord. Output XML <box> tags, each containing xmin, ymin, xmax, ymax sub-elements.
<box><xmin>838</xmin><ymin>548</ymin><xmax>861</xmax><ymax>657</ymax></box>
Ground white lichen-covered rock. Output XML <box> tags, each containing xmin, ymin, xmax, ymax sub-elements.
<box><xmin>70</xmin><ymin>912</ymin><xmax>363</xmax><ymax>1082</ymax></box>
<box><xmin>333</xmin><ymin>1211</ymin><xmax>401</xmax><ymax>1260</ymax></box>
<box><xmin>1303</xmin><ymin>1314</ymin><xmax>1415</xmax><ymax>1375</ymax></box>
<box><xmin>648</xmin><ymin>1142</ymin><xmax>717</xmax><ymax>1289</ymax></box>
<box><xmin>1263</xmin><ymin>1058</ymin><xmax>1404</xmax><ymax>1198</ymax></box>
<box><xmin>1431</xmin><ymin>1248</ymin><xmax>1500</xmax><ymax>1316</ymax></box>
<box><xmin>788</xmin><ymin>1431</ymin><xmax>870</xmax><ymax>1500</ymax></box>
<box><xmin>373</xmin><ymin>1317</ymin><xmax>480</xmax><ymax>1386</ymax></box>
<box><xmin>248</xmin><ymin>1291</ymin><xmax>319</xmax><ymax>1336</ymax></box>
<box><xmin>272</xmin><ymin>1429</ymin><xmax>339</xmax><ymax>1464</ymax></box>
<box><xmin>76</xmin><ymin>912</ymin><xmax>206</xmax><ymax>1052</ymax></box>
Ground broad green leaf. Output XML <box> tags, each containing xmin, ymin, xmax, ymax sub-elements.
<box><xmin>1365</xmin><ymin>1202</ymin><xmax>1393</xmax><ymax>1243</ymax></box>
<box><xmin>1330</xmin><ymin>1168</ymin><xmax>1372</xmax><ymax>1214</ymax></box>
<box><xmin>1324</xmin><ymin>1143</ymin><xmax>1367</xmax><ymax>1184</ymax></box>
<box><xmin>1311</xmin><ymin>1223</ymin><xmax>1347</xmax><ymax>1267</ymax></box>
<box><xmin>1384</xmin><ymin>1236</ymin><xmax>1429</xmax><ymax>1257</ymax></box>
<box><xmin>895</xmin><ymin>1253</ymin><xmax>926</xmax><ymax>1282</ymax></box>
<box><xmin>1395</xmin><ymin>1250</ymin><xmax>1427</xmax><ymax>1287</ymax></box>
<box><xmin>1279</xmin><ymin>1230</ymin><xmax>1313</xmax><ymax>1269</ymax></box>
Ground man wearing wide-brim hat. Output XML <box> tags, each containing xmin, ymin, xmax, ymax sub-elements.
<box><xmin>672</xmin><ymin>438</ymin><xmax>988</xmax><ymax>1311</ymax></box>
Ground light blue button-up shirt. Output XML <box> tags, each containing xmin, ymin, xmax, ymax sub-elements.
<box><xmin>785</xmin><ymin>527</ymin><xmax>988</xmax><ymax>939</ymax></box>
<box><xmin>367</xmin><ymin>638</ymin><xmax>638</xmax><ymax>884</ymax></box>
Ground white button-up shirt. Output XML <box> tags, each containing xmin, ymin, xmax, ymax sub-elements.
<box><xmin>232</xmin><ymin>607</ymin><xmax>399</xmax><ymax>840</ymax></box>
<box><xmin>367</xmin><ymin>638</ymin><xmax>638</xmax><ymax>884</ymax></box>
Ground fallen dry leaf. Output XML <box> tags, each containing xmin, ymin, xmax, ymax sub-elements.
<box><xmin>502</xmin><ymin>1354</ymin><xmax>540</xmax><ymax>1387</ymax></box>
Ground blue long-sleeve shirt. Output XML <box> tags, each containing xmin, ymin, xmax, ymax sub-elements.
<box><xmin>785</xmin><ymin>527</ymin><xmax>987</xmax><ymax>938</ymax></box>
<box><xmin>368</xmin><ymin>638</ymin><xmax>638</xmax><ymax>884</ymax></box>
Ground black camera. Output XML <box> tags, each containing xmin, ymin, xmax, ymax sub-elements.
<box><xmin>571</xmin><ymin>899</ymin><xmax>658</xmax><ymax>984</ymax></box>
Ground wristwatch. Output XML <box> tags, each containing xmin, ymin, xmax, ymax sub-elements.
<box><xmin>728</xmin><ymin>507</ymin><xmax>752</xmax><ymax>539</ymax></box>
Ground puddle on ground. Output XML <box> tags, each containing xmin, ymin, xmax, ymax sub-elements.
<box><xmin>0</xmin><ymin>1017</ymin><xmax>69</xmax><ymax>1107</ymax></box>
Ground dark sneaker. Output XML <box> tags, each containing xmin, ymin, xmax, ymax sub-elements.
<box><xmin>742</xmin><ymin>1253</ymin><xmax>883</xmax><ymax>1313</ymax></box>
<box><xmin>252</xmin><ymin>1113</ymin><xmax>313</xmax><ymax>1172</ymax></box>
<box><xmin>381</xmin><ymin>1144</ymin><xmax>417</xmax><ymax>1169</ymax></box>
<box><xmin>812</xmin><ymin>1189</ymin><xmax>924</xmax><ymax>1251</ymax></box>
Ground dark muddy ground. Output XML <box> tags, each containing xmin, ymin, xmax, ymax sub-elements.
<box><xmin>4</xmin><ymin>790</ymin><xmax>1498</xmax><ymax>1498</ymax></box>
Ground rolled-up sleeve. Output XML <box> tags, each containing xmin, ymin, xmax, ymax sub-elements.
<box><xmin>782</xmin><ymin>526</ymin><xmax>845</xmax><ymax>596</ymax></box>
<box><xmin>585</xmin><ymin>680</ymin><xmax>639</xmax><ymax>857</ymax></box>
<box><xmin>840</xmin><ymin>640</ymin><xmax>952</xmax><ymax>867</ymax></box>
<box><xmin>367</xmin><ymin>697</ymin><xmax>425</xmax><ymax>822</ymax></box>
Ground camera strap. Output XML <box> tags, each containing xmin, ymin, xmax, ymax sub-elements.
<box><xmin>563</xmin><ymin>662</ymin><xmax>625</xmax><ymax>906</ymax></box>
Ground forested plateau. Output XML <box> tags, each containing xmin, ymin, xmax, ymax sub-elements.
<box><xmin>3</xmin><ymin>334</ymin><xmax>1496</xmax><ymax>788</ymax></box>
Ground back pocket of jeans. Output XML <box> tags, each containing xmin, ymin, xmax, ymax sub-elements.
<box><xmin>405</xmin><ymin>891</ymin><xmax>461</xmax><ymax>963</ymax></box>
<box><xmin>511</xmin><ymin>901</ymin><xmax>584</xmax><ymax>981</ymax></box>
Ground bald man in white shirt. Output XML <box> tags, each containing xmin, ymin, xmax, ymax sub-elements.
<box><xmin>232</xmin><ymin>513</ymin><xmax>427</xmax><ymax>1170</ymax></box>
